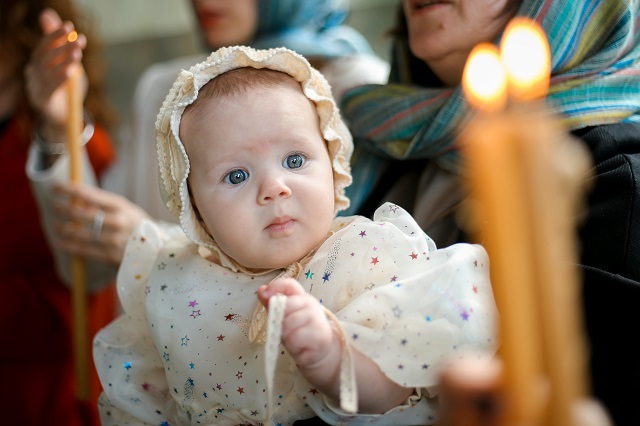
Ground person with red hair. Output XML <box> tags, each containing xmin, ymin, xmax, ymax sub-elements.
<box><xmin>1</xmin><ymin>2</ymin><xmax>117</xmax><ymax>424</ymax></box>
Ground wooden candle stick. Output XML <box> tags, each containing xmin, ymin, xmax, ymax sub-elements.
<box><xmin>66</xmin><ymin>49</ymin><xmax>90</xmax><ymax>401</ymax></box>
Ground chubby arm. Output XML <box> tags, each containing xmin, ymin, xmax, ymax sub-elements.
<box><xmin>257</xmin><ymin>277</ymin><xmax>413</xmax><ymax>414</ymax></box>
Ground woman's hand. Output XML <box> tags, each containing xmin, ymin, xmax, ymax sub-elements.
<box><xmin>51</xmin><ymin>183</ymin><xmax>151</xmax><ymax>265</ymax></box>
<box><xmin>24</xmin><ymin>8</ymin><xmax>87</xmax><ymax>141</ymax></box>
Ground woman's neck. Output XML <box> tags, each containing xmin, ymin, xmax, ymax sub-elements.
<box><xmin>425</xmin><ymin>51</ymin><xmax>469</xmax><ymax>87</ymax></box>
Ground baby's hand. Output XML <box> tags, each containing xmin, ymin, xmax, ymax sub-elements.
<box><xmin>257</xmin><ymin>278</ymin><xmax>335</xmax><ymax>370</ymax></box>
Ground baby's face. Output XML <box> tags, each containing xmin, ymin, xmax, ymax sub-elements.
<box><xmin>182</xmin><ymin>82</ymin><xmax>336</xmax><ymax>270</ymax></box>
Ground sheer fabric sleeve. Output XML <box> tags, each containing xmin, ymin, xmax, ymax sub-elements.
<box><xmin>26</xmin><ymin>142</ymin><xmax>118</xmax><ymax>292</ymax></box>
<box><xmin>93</xmin><ymin>220</ymin><xmax>185</xmax><ymax>425</ymax></box>
<box><xmin>297</xmin><ymin>203</ymin><xmax>498</xmax><ymax>424</ymax></box>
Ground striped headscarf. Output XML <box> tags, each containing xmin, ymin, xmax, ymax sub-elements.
<box><xmin>341</xmin><ymin>0</ymin><xmax>640</xmax><ymax>214</ymax></box>
<box><xmin>252</xmin><ymin>0</ymin><xmax>375</xmax><ymax>58</ymax></box>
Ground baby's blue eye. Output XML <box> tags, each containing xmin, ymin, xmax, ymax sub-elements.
<box><xmin>284</xmin><ymin>153</ymin><xmax>305</xmax><ymax>169</ymax></box>
<box><xmin>224</xmin><ymin>169</ymin><xmax>248</xmax><ymax>184</ymax></box>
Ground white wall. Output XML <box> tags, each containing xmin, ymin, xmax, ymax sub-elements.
<box><xmin>77</xmin><ymin>0</ymin><xmax>196</xmax><ymax>44</ymax></box>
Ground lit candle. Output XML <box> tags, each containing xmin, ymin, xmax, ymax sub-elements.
<box><xmin>501</xmin><ymin>18</ymin><xmax>551</xmax><ymax>101</ymax></box>
<box><xmin>460</xmin><ymin>18</ymin><xmax>589</xmax><ymax>426</ymax></box>
<box><xmin>66</xmin><ymin>58</ymin><xmax>90</xmax><ymax>401</ymax></box>
<box><xmin>461</xmin><ymin>48</ymin><xmax>547</xmax><ymax>425</ymax></box>
<box><xmin>460</xmin><ymin>18</ymin><xmax>590</xmax><ymax>426</ymax></box>
<box><xmin>500</xmin><ymin>19</ymin><xmax>590</xmax><ymax>426</ymax></box>
<box><xmin>461</xmin><ymin>43</ymin><xmax>507</xmax><ymax>112</ymax></box>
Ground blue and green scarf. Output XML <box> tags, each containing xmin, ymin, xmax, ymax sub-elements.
<box><xmin>252</xmin><ymin>0</ymin><xmax>375</xmax><ymax>58</ymax></box>
<box><xmin>341</xmin><ymin>0</ymin><xmax>640</xmax><ymax>214</ymax></box>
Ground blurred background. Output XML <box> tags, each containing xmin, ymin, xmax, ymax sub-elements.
<box><xmin>74</xmin><ymin>0</ymin><xmax>397</xmax><ymax>143</ymax></box>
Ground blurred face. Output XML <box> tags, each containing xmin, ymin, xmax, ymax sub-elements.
<box><xmin>191</xmin><ymin>0</ymin><xmax>257</xmax><ymax>49</ymax></box>
<box><xmin>182</xmin><ymin>81</ymin><xmax>336</xmax><ymax>271</ymax></box>
<box><xmin>403</xmin><ymin>0</ymin><xmax>514</xmax><ymax>85</ymax></box>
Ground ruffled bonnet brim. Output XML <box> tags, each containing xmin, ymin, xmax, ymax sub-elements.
<box><xmin>155</xmin><ymin>46</ymin><xmax>353</xmax><ymax>273</ymax></box>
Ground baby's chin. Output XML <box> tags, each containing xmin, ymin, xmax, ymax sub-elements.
<box><xmin>238</xmin><ymin>247</ymin><xmax>317</xmax><ymax>273</ymax></box>
<box><xmin>242</xmin><ymin>256</ymin><xmax>304</xmax><ymax>273</ymax></box>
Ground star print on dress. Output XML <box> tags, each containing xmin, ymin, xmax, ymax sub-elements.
<box><xmin>93</xmin><ymin>204</ymin><xmax>495</xmax><ymax>425</ymax></box>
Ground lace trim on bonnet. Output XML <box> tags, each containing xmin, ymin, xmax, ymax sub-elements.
<box><xmin>155</xmin><ymin>46</ymin><xmax>354</xmax><ymax>274</ymax></box>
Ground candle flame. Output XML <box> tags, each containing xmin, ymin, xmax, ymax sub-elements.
<box><xmin>67</xmin><ymin>30</ymin><xmax>78</xmax><ymax>43</ymax></box>
<box><xmin>462</xmin><ymin>43</ymin><xmax>507</xmax><ymax>112</ymax></box>
<box><xmin>501</xmin><ymin>18</ymin><xmax>550</xmax><ymax>100</ymax></box>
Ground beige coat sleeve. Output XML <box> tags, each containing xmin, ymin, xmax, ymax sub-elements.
<box><xmin>26</xmin><ymin>142</ymin><xmax>118</xmax><ymax>292</ymax></box>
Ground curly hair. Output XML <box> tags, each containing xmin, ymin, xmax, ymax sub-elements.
<box><xmin>0</xmin><ymin>0</ymin><xmax>117</xmax><ymax>128</ymax></box>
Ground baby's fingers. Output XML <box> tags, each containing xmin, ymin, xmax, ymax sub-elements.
<box><xmin>257</xmin><ymin>277</ymin><xmax>305</xmax><ymax>307</ymax></box>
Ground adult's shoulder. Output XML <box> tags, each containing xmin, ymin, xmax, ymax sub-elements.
<box><xmin>571</xmin><ymin>122</ymin><xmax>640</xmax><ymax>163</ymax></box>
<box><xmin>320</xmin><ymin>54</ymin><xmax>390</xmax><ymax>102</ymax></box>
<box><xmin>133</xmin><ymin>54</ymin><xmax>208</xmax><ymax>108</ymax></box>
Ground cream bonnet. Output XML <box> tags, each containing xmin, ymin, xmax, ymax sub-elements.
<box><xmin>155</xmin><ymin>46</ymin><xmax>353</xmax><ymax>267</ymax></box>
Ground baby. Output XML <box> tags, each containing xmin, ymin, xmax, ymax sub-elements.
<box><xmin>94</xmin><ymin>46</ymin><xmax>497</xmax><ymax>425</ymax></box>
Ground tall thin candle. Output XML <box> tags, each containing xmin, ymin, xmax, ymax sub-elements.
<box><xmin>460</xmin><ymin>18</ymin><xmax>591</xmax><ymax>426</ymax></box>
<box><xmin>500</xmin><ymin>19</ymin><xmax>589</xmax><ymax>426</ymax></box>
<box><xmin>66</xmin><ymin>47</ymin><xmax>90</xmax><ymax>401</ymax></box>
